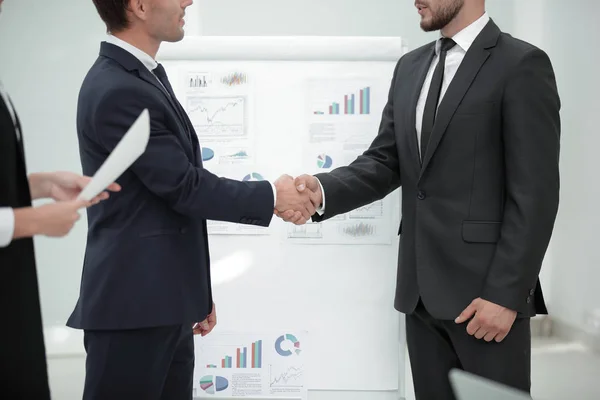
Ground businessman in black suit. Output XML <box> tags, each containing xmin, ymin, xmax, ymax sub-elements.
<box><xmin>1</xmin><ymin>2</ymin><xmax>119</xmax><ymax>398</ymax></box>
<box><xmin>282</xmin><ymin>0</ymin><xmax>560</xmax><ymax>398</ymax></box>
<box><xmin>69</xmin><ymin>1</ymin><xmax>317</xmax><ymax>399</ymax></box>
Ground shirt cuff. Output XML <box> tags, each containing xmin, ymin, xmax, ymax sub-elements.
<box><xmin>315</xmin><ymin>177</ymin><xmax>326</xmax><ymax>216</ymax></box>
<box><xmin>270</xmin><ymin>182</ymin><xmax>277</xmax><ymax>208</ymax></box>
<box><xmin>0</xmin><ymin>207</ymin><xmax>15</xmax><ymax>248</ymax></box>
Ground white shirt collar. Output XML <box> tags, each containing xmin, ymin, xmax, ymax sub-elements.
<box><xmin>437</xmin><ymin>12</ymin><xmax>490</xmax><ymax>54</ymax></box>
<box><xmin>105</xmin><ymin>34</ymin><xmax>158</xmax><ymax>72</ymax></box>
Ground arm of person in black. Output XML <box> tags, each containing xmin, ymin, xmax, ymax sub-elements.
<box><xmin>298</xmin><ymin>59</ymin><xmax>403</xmax><ymax>222</ymax></box>
<box><xmin>479</xmin><ymin>48</ymin><xmax>561</xmax><ymax>311</ymax></box>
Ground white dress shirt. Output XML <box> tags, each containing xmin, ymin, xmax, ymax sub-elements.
<box><xmin>415</xmin><ymin>12</ymin><xmax>489</xmax><ymax>155</ymax></box>
<box><xmin>316</xmin><ymin>12</ymin><xmax>489</xmax><ymax>214</ymax></box>
<box><xmin>0</xmin><ymin>80</ymin><xmax>19</xmax><ymax>248</ymax></box>
<box><xmin>105</xmin><ymin>35</ymin><xmax>278</xmax><ymax>207</ymax></box>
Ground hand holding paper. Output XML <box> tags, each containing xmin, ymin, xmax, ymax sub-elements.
<box><xmin>77</xmin><ymin>109</ymin><xmax>151</xmax><ymax>201</ymax></box>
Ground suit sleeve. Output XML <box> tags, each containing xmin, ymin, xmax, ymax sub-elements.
<box><xmin>480</xmin><ymin>48</ymin><xmax>561</xmax><ymax>311</ymax></box>
<box><xmin>312</xmin><ymin>60</ymin><xmax>402</xmax><ymax>222</ymax></box>
<box><xmin>93</xmin><ymin>86</ymin><xmax>274</xmax><ymax>226</ymax></box>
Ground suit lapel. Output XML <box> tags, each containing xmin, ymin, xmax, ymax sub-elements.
<box><xmin>99</xmin><ymin>42</ymin><xmax>193</xmax><ymax>150</ymax></box>
<box><xmin>136</xmin><ymin>67</ymin><xmax>189</xmax><ymax>126</ymax></box>
<box><xmin>419</xmin><ymin>20</ymin><xmax>500</xmax><ymax>179</ymax></box>
<box><xmin>406</xmin><ymin>47</ymin><xmax>436</xmax><ymax>170</ymax></box>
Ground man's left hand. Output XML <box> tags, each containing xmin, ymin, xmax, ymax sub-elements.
<box><xmin>193</xmin><ymin>304</ymin><xmax>217</xmax><ymax>336</ymax></box>
<box><xmin>455</xmin><ymin>298</ymin><xmax>517</xmax><ymax>343</ymax></box>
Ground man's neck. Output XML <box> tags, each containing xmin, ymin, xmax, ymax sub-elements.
<box><xmin>441</xmin><ymin>7</ymin><xmax>485</xmax><ymax>38</ymax></box>
<box><xmin>111</xmin><ymin>30</ymin><xmax>160</xmax><ymax>59</ymax></box>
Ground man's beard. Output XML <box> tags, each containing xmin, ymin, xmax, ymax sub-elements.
<box><xmin>421</xmin><ymin>0</ymin><xmax>464</xmax><ymax>32</ymax></box>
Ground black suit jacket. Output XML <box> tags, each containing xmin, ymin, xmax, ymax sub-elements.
<box><xmin>314</xmin><ymin>19</ymin><xmax>560</xmax><ymax>320</ymax></box>
<box><xmin>67</xmin><ymin>42</ymin><xmax>275</xmax><ymax>330</ymax></box>
<box><xmin>0</xmin><ymin>94</ymin><xmax>51</xmax><ymax>397</ymax></box>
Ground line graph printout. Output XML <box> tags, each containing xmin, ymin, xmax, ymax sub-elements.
<box><xmin>181</xmin><ymin>68</ymin><xmax>262</xmax><ymax>234</ymax></box>
<box><xmin>188</xmin><ymin>96</ymin><xmax>246</xmax><ymax>138</ymax></box>
<box><xmin>193</xmin><ymin>332</ymin><xmax>307</xmax><ymax>399</ymax></box>
<box><xmin>286</xmin><ymin>199</ymin><xmax>393</xmax><ymax>245</ymax></box>
<box><xmin>183</xmin><ymin>68</ymin><xmax>257</xmax><ymax>180</ymax></box>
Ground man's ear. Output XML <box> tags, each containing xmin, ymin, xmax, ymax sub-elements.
<box><xmin>129</xmin><ymin>0</ymin><xmax>149</xmax><ymax>22</ymax></box>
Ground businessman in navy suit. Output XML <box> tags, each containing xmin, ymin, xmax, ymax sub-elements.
<box><xmin>68</xmin><ymin>1</ymin><xmax>318</xmax><ymax>398</ymax></box>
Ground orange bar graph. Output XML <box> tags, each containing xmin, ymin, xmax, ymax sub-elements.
<box><xmin>236</xmin><ymin>348</ymin><xmax>241</xmax><ymax>368</ymax></box>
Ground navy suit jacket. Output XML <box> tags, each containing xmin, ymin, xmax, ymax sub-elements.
<box><xmin>67</xmin><ymin>42</ymin><xmax>274</xmax><ymax>330</ymax></box>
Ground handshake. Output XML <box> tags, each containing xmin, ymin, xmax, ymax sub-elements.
<box><xmin>273</xmin><ymin>174</ymin><xmax>322</xmax><ymax>225</ymax></box>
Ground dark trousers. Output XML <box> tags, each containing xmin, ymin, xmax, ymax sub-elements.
<box><xmin>406</xmin><ymin>300</ymin><xmax>531</xmax><ymax>400</ymax></box>
<box><xmin>83</xmin><ymin>324</ymin><xmax>194</xmax><ymax>400</ymax></box>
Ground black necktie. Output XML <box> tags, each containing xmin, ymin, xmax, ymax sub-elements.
<box><xmin>420</xmin><ymin>37</ymin><xmax>456</xmax><ymax>160</ymax></box>
<box><xmin>153</xmin><ymin>63</ymin><xmax>177</xmax><ymax>100</ymax></box>
<box><xmin>153</xmin><ymin>63</ymin><xmax>192</xmax><ymax>142</ymax></box>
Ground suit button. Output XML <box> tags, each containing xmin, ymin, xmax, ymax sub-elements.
<box><xmin>417</xmin><ymin>191</ymin><xmax>426</xmax><ymax>200</ymax></box>
<box><xmin>526</xmin><ymin>296</ymin><xmax>531</xmax><ymax>304</ymax></box>
<box><xmin>530</xmin><ymin>289</ymin><xmax>535</xmax><ymax>296</ymax></box>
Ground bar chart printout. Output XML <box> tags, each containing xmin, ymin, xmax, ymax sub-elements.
<box><xmin>312</xmin><ymin>85</ymin><xmax>371</xmax><ymax>115</ymax></box>
<box><xmin>205</xmin><ymin>339</ymin><xmax>263</xmax><ymax>369</ymax></box>
<box><xmin>193</xmin><ymin>332</ymin><xmax>307</xmax><ymax>399</ymax></box>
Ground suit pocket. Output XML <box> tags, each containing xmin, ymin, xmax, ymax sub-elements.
<box><xmin>461</xmin><ymin>221</ymin><xmax>501</xmax><ymax>243</ymax></box>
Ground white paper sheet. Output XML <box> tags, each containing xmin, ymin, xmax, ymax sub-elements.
<box><xmin>78</xmin><ymin>109</ymin><xmax>150</xmax><ymax>201</ymax></box>
<box><xmin>193</xmin><ymin>331</ymin><xmax>308</xmax><ymax>400</ymax></box>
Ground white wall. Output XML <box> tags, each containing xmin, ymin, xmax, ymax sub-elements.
<box><xmin>540</xmin><ymin>0</ymin><xmax>600</xmax><ymax>335</ymax></box>
<box><xmin>199</xmin><ymin>0</ymin><xmax>515</xmax><ymax>45</ymax></box>
<box><xmin>512</xmin><ymin>0</ymin><xmax>600</xmax><ymax>336</ymax></box>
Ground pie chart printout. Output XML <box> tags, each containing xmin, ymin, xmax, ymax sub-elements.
<box><xmin>199</xmin><ymin>375</ymin><xmax>229</xmax><ymax>394</ymax></box>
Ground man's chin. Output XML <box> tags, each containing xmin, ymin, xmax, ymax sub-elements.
<box><xmin>164</xmin><ymin>31</ymin><xmax>185</xmax><ymax>43</ymax></box>
<box><xmin>420</xmin><ymin>19</ymin><xmax>440</xmax><ymax>32</ymax></box>
<box><xmin>420</xmin><ymin>23</ymin><xmax>432</xmax><ymax>32</ymax></box>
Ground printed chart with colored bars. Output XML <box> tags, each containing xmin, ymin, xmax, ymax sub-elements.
<box><xmin>194</xmin><ymin>332</ymin><xmax>307</xmax><ymax>399</ymax></box>
<box><xmin>199</xmin><ymin>375</ymin><xmax>229</xmax><ymax>395</ymax></box>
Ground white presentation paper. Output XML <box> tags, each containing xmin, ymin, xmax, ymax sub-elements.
<box><xmin>181</xmin><ymin>68</ymin><xmax>266</xmax><ymax>236</ymax></box>
<box><xmin>78</xmin><ymin>109</ymin><xmax>150</xmax><ymax>201</ymax></box>
<box><xmin>288</xmin><ymin>77</ymin><xmax>394</xmax><ymax>245</ymax></box>
<box><xmin>193</xmin><ymin>331</ymin><xmax>307</xmax><ymax>400</ymax></box>
<box><xmin>184</xmin><ymin>69</ymin><xmax>256</xmax><ymax>175</ymax></box>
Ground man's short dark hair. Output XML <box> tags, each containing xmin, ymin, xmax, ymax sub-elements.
<box><xmin>92</xmin><ymin>0</ymin><xmax>130</xmax><ymax>33</ymax></box>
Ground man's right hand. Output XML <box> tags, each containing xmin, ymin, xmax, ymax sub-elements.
<box><xmin>275</xmin><ymin>174</ymin><xmax>323</xmax><ymax>224</ymax></box>
<box><xmin>13</xmin><ymin>199</ymin><xmax>92</xmax><ymax>239</ymax></box>
<box><xmin>274</xmin><ymin>175</ymin><xmax>320</xmax><ymax>224</ymax></box>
